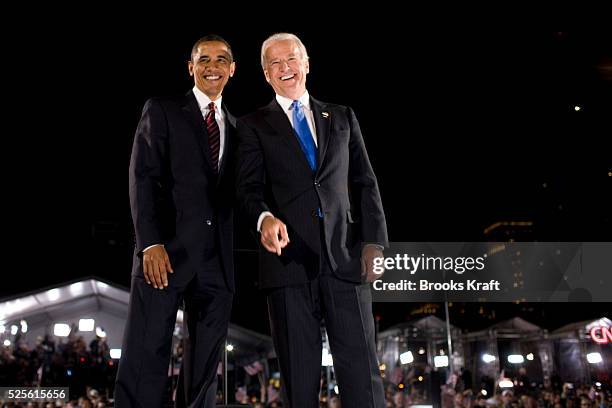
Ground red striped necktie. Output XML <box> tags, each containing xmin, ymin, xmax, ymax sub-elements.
<box><xmin>205</xmin><ymin>101</ymin><xmax>220</xmax><ymax>172</ymax></box>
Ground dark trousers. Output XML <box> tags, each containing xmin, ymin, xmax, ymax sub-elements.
<box><xmin>115</xmin><ymin>255</ymin><xmax>232</xmax><ymax>408</ymax></box>
<box><xmin>267</xmin><ymin>261</ymin><xmax>385</xmax><ymax>407</ymax></box>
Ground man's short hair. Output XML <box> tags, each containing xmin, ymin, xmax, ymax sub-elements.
<box><xmin>191</xmin><ymin>34</ymin><xmax>233</xmax><ymax>62</ymax></box>
<box><xmin>260</xmin><ymin>32</ymin><xmax>308</xmax><ymax>69</ymax></box>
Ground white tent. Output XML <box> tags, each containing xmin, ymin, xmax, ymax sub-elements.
<box><xmin>0</xmin><ymin>277</ymin><xmax>273</xmax><ymax>364</ymax></box>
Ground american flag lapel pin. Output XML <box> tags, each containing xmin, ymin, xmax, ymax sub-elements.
<box><xmin>322</xmin><ymin>112</ymin><xmax>329</xmax><ymax>118</ymax></box>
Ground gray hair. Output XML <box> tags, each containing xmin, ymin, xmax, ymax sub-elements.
<box><xmin>260</xmin><ymin>33</ymin><xmax>309</xmax><ymax>69</ymax></box>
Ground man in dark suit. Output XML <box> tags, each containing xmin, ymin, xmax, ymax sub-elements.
<box><xmin>236</xmin><ymin>33</ymin><xmax>388</xmax><ymax>407</ymax></box>
<box><xmin>115</xmin><ymin>35</ymin><xmax>236</xmax><ymax>408</ymax></box>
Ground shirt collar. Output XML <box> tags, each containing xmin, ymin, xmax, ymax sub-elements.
<box><xmin>193</xmin><ymin>86</ymin><xmax>223</xmax><ymax>116</ymax></box>
<box><xmin>276</xmin><ymin>90</ymin><xmax>310</xmax><ymax>112</ymax></box>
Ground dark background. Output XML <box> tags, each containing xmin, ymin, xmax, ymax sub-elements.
<box><xmin>5</xmin><ymin>10</ymin><xmax>611</xmax><ymax>334</ymax></box>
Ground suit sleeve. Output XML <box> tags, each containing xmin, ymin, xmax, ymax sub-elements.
<box><xmin>129</xmin><ymin>98</ymin><xmax>169</xmax><ymax>254</ymax></box>
<box><xmin>236</xmin><ymin>118</ymin><xmax>270</xmax><ymax>232</ymax></box>
<box><xmin>347</xmin><ymin>107</ymin><xmax>389</xmax><ymax>248</ymax></box>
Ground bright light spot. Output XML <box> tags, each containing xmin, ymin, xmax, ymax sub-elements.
<box><xmin>418</xmin><ymin>376</ymin><xmax>424</xmax><ymax>381</ymax></box>
<box><xmin>400</xmin><ymin>351</ymin><xmax>414</xmax><ymax>364</ymax></box>
<box><xmin>3</xmin><ymin>339</ymin><xmax>11</xmax><ymax>347</ymax></box>
<box><xmin>586</xmin><ymin>352</ymin><xmax>602</xmax><ymax>364</ymax></box>
<box><xmin>95</xmin><ymin>327</ymin><xmax>107</xmax><ymax>338</ymax></box>
<box><xmin>418</xmin><ymin>347</ymin><xmax>425</xmax><ymax>355</ymax></box>
<box><xmin>334</xmin><ymin>385</ymin><xmax>339</xmax><ymax>394</ymax></box>
<box><xmin>508</xmin><ymin>354</ymin><xmax>524</xmax><ymax>364</ymax></box>
<box><xmin>110</xmin><ymin>348</ymin><xmax>122</xmax><ymax>359</ymax></box>
<box><xmin>20</xmin><ymin>320</ymin><xmax>27</xmax><ymax>333</ymax></box>
<box><xmin>10</xmin><ymin>325</ymin><xmax>18</xmax><ymax>335</ymax></box>
<box><xmin>595</xmin><ymin>382</ymin><xmax>602</xmax><ymax>387</ymax></box>
<box><xmin>54</xmin><ymin>323</ymin><xmax>71</xmax><ymax>337</ymax></box>
<box><xmin>526</xmin><ymin>353</ymin><xmax>534</xmax><ymax>361</ymax></box>
<box><xmin>574</xmin><ymin>105</ymin><xmax>581</xmax><ymax>111</ymax></box>
<box><xmin>439</xmin><ymin>349</ymin><xmax>445</xmax><ymax>355</ymax></box>
<box><xmin>434</xmin><ymin>355</ymin><xmax>449</xmax><ymax>368</ymax></box>
<box><xmin>70</xmin><ymin>282</ymin><xmax>84</xmax><ymax>296</ymax></box>
<box><xmin>79</xmin><ymin>319</ymin><xmax>95</xmax><ymax>332</ymax></box>
<box><xmin>398</xmin><ymin>383</ymin><xmax>404</xmax><ymax>389</ymax></box>
<box><xmin>481</xmin><ymin>389</ymin><xmax>488</xmax><ymax>396</ymax></box>
<box><xmin>226</xmin><ymin>344</ymin><xmax>234</xmax><ymax>352</ymax></box>
<box><xmin>379</xmin><ymin>363</ymin><xmax>386</xmax><ymax>371</ymax></box>
<box><xmin>482</xmin><ymin>353</ymin><xmax>496</xmax><ymax>363</ymax></box>
<box><xmin>97</xmin><ymin>281</ymin><xmax>109</xmax><ymax>290</ymax></box>
<box><xmin>499</xmin><ymin>380</ymin><xmax>514</xmax><ymax>388</ymax></box>
<box><xmin>47</xmin><ymin>288</ymin><xmax>61</xmax><ymax>301</ymax></box>
<box><xmin>322</xmin><ymin>348</ymin><xmax>334</xmax><ymax>367</ymax></box>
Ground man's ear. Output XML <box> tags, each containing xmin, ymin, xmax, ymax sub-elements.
<box><xmin>264</xmin><ymin>69</ymin><xmax>271</xmax><ymax>83</ymax></box>
<box><xmin>305</xmin><ymin>59</ymin><xmax>310</xmax><ymax>74</ymax></box>
<box><xmin>229</xmin><ymin>61</ymin><xmax>236</xmax><ymax>78</ymax></box>
<box><xmin>187</xmin><ymin>60</ymin><xmax>194</xmax><ymax>77</ymax></box>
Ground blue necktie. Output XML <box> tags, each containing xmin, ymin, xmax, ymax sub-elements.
<box><xmin>291</xmin><ymin>100</ymin><xmax>317</xmax><ymax>172</ymax></box>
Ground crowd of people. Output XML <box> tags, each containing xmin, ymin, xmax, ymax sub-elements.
<box><xmin>1</xmin><ymin>331</ymin><xmax>116</xmax><ymax>407</ymax></box>
<box><xmin>1</xmin><ymin>330</ymin><xmax>609</xmax><ymax>407</ymax></box>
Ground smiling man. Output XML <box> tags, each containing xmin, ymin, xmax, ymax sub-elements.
<box><xmin>116</xmin><ymin>35</ymin><xmax>237</xmax><ymax>408</ymax></box>
<box><xmin>236</xmin><ymin>33</ymin><xmax>388</xmax><ymax>407</ymax></box>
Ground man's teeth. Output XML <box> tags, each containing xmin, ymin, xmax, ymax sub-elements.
<box><xmin>205</xmin><ymin>75</ymin><xmax>221</xmax><ymax>80</ymax></box>
<box><xmin>281</xmin><ymin>74</ymin><xmax>295</xmax><ymax>81</ymax></box>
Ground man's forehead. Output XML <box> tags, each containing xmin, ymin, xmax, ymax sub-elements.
<box><xmin>267</xmin><ymin>42</ymin><xmax>300</xmax><ymax>57</ymax></box>
<box><xmin>196</xmin><ymin>41</ymin><xmax>230</xmax><ymax>54</ymax></box>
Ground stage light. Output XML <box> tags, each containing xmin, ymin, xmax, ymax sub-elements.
<box><xmin>46</xmin><ymin>288</ymin><xmax>61</xmax><ymax>301</ymax></box>
<box><xmin>10</xmin><ymin>325</ymin><xmax>18</xmax><ymax>335</ymax></box>
<box><xmin>418</xmin><ymin>347</ymin><xmax>425</xmax><ymax>355</ymax></box>
<box><xmin>481</xmin><ymin>389</ymin><xmax>487</xmax><ymax>396</ymax></box>
<box><xmin>574</xmin><ymin>105</ymin><xmax>581</xmax><ymax>111</ymax></box>
<box><xmin>54</xmin><ymin>323</ymin><xmax>71</xmax><ymax>337</ymax></box>
<box><xmin>418</xmin><ymin>376</ymin><xmax>424</xmax><ymax>381</ymax></box>
<box><xmin>322</xmin><ymin>348</ymin><xmax>334</xmax><ymax>367</ymax></box>
<box><xmin>226</xmin><ymin>344</ymin><xmax>234</xmax><ymax>352</ymax></box>
<box><xmin>79</xmin><ymin>319</ymin><xmax>95</xmax><ymax>332</ymax></box>
<box><xmin>526</xmin><ymin>353</ymin><xmax>534</xmax><ymax>361</ymax></box>
<box><xmin>499</xmin><ymin>380</ymin><xmax>514</xmax><ymax>388</ymax></box>
<box><xmin>434</xmin><ymin>355</ymin><xmax>449</xmax><ymax>368</ymax></box>
<box><xmin>20</xmin><ymin>320</ymin><xmax>27</xmax><ymax>333</ymax></box>
<box><xmin>334</xmin><ymin>385</ymin><xmax>339</xmax><ymax>394</ymax></box>
<box><xmin>3</xmin><ymin>339</ymin><xmax>10</xmax><ymax>347</ymax></box>
<box><xmin>586</xmin><ymin>352</ymin><xmax>602</xmax><ymax>364</ymax></box>
<box><xmin>482</xmin><ymin>353</ymin><xmax>496</xmax><ymax>363</ymax></box>
<box><xmin>400</xmin><ymin>351</ymin><xmax>414</xmax><ymax>364</ymax></box>
<box><xmin>95</xmin><ymin>327</ymin><xmax>107</xmax><ymax>338</ymax></box>
<box><xmin>507</xmin><ymin>354</ymin><xmax>524</xmax><ymax>364</ymax></box>
<box><xmin>70</xmin><ymin>282</ymin><xmax>84</xmax><ymax>296</ymax></box>
<box><xmin>110</xmin><ymin>348</ymin><xmax>122</xmax><ymax>359</ymax></box>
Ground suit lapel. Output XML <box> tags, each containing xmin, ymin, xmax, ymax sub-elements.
<box><xmin>263</xmin><ymin>99</ymin><xmax>313</xmax><ymax>174</ymax></box>
<box><xmin>217</xmin><ymin>104</ymin><xmax>236</xmax><ymax>182</ymax></box>
<box><xmin>181</xmin><ymin>90</ymin><xmax>216</xmax><ymax>174</ymax></box>
<box><xmin>310</xmin><ymin>97</ymin><xmax>330</xmax><ymax>175</ymax></box>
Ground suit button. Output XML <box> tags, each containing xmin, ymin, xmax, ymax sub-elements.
<box><xmin>205</xmin><ymin>219</ymin><xmax>212</xmax><ymax>226</ymax></box>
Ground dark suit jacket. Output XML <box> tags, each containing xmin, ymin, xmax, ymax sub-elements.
<box><xmin>129</xmin><ymin>90</ymin><xmax>236</xmax><ymax>290</ymax></box>
<box><xmin>236</xmin><ymin>96</ymin><xmax>388</xmax><ymax>288</ymax></box>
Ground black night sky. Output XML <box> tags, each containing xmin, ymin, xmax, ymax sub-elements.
<box><xmin>5</xmin><ymin>9</ymin><xmax>611</xmax><ymax>334</ymax></box>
